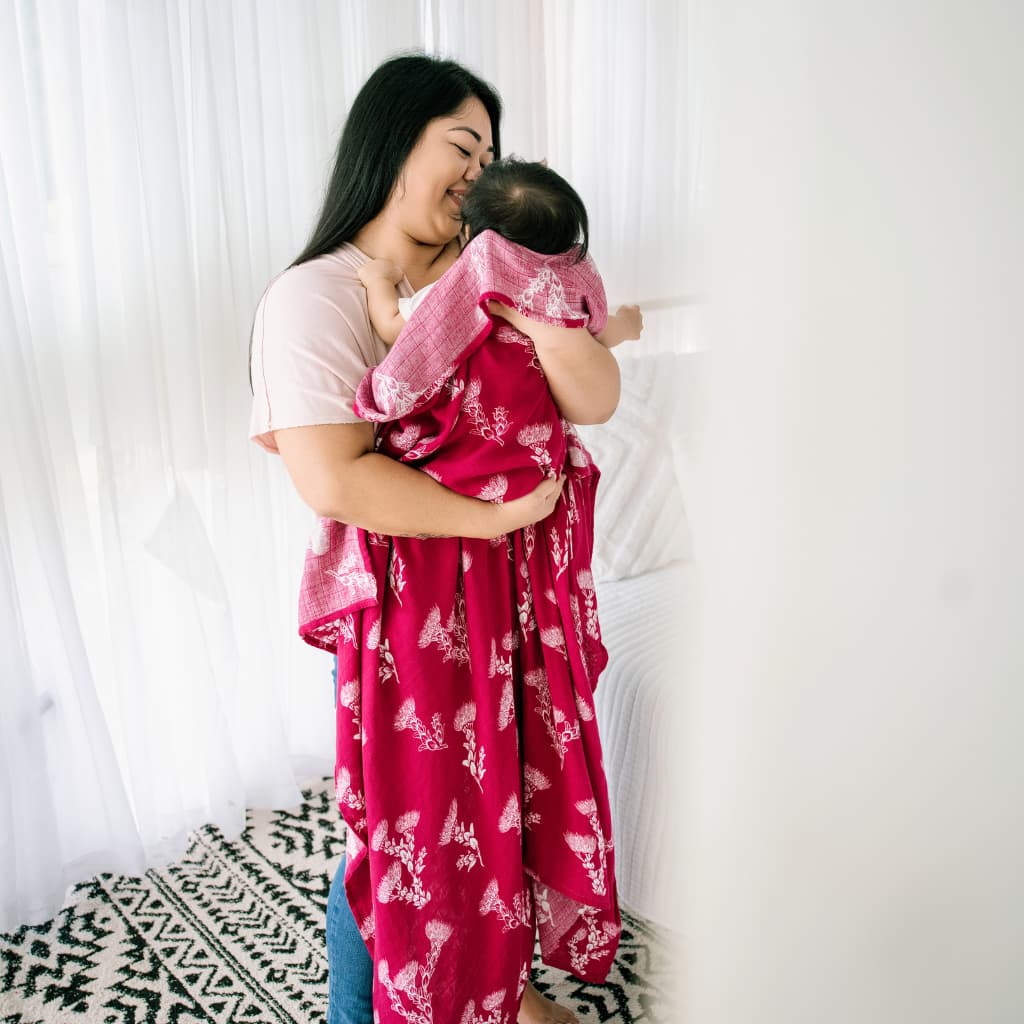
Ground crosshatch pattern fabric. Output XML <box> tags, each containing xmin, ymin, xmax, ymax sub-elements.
<box><xmin>298</xmin><ymin>232</ymin><xmax>620</xmax><ymax>1024</ymax></box>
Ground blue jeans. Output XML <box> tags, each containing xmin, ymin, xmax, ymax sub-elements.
<box><xmin>326</xmin><ymin>854</ymin><xmax>374</xmax><ymax>1024</ymax></box>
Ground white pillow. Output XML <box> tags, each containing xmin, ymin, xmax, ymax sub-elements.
<box><xmin>575</xmin><ymin>351</ymin><xmax>701</xmax><ymax>582</ymax></box>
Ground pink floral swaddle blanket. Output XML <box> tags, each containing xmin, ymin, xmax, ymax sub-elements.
<box><xmin>300</xmin><ymin>230</ymin><xmax>620</xmax><ymax>1024</ymax></box>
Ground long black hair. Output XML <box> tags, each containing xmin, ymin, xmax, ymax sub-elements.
<box><xmin>292</xmin><ymin>53</ymin><xmax>502</xmax><ymax>267</ymax></box>
<box><xmin>460</xmin><ymin>157</ymin><xmax>590</xmax><ymax>262</ymax></box>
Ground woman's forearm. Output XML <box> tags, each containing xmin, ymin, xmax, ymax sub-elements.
<box><xmin>323</xmin><ymin>450</ymin><xmax>499</xmax><ymax>537</ymax></box>
<box><xmin>274</xmin><ymin>423</ymin><xmax>562</xmax><ymax>540</ymax></box>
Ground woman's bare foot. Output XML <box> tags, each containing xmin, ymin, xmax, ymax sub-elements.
<box><xmin>517</xmin><ymin>981</ymin><xmax>579</xmax><ymax>1024</ymax></box>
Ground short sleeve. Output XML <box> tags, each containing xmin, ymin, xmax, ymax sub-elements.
<box><xmin>248</xmin><ymin>254</ymin><xmax>392</xmax><ymax>454</ymax></box>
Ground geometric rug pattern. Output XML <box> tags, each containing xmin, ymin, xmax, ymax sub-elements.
<box><xmin>0</xmin><ymin>779</ymin><xmax>674</xmax><ymax>1022</ymax></box>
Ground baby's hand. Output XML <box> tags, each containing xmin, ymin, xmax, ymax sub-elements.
<box><xmin>357</xmin><ymin>258</ymin><xmax>404</xmax><ymax>287</ymax></box>
<box><xmin>614</xmin><ymin>304</ymin><xmax>644</xmax><ymax>342</ymax></box>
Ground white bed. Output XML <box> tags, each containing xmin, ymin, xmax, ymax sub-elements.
<box><xmin>594</xmin><ymin>561</ymin><xmax>693</xmax><ymax>929</ymax></box>
<box><xmin>577</xmin><ymin>349</ymin><xmax>702</xmax><ymax>931</ymax></box>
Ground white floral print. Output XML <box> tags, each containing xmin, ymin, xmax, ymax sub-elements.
<box><xmin>497</xmin><ymin>678</ymin><xmax>515</xmax><ymax>731</ymax></box>
<box><xmin>310</xmin><ymin>517</ymin><xmax>331</xmax><ymax>555</ymax></box>
<box><xmin>394</xmin><ymin>697</ymin><xmax>448</xmax><ymax>752</ymax></box>
<box><xmin>464</xmin><ymin>377</ymin><xmax>511</xmax><ymax>445</ymax></box>
<box><xmin>454</xmin><ymin>701</ymin><xmax>486</xmax><ymax>790</ymax></box>
<box><xmin>377</xmin><ymin>917</ymin><xmax>453</xmax><ymax>1024</ymax></box>
<box><xmin>479</xmin><ymin>878</ymin><xmax>531</xmax><ymax>933</ymax></box>
<box><xmin>498</xmin><ymin>793</ymin><xmax>522</xmax><ymax>836</ymax></box>
<box><xmin>539</xmin><ymin>625</ymin><xmax>566</xmax><ymax>658</ymax></box>
<box><xmin>514</xmin><ymin>265</ymin><xmax>577</xmax><ymax>321</ymax></box>
<box><xmin>439</xmin><ymin>798</ymin><xmax>485</xmax><ymax>871</ymax></box>
<box><xmin>522</xmin><ymin>764</ymin><xmax>551</xmax><ymax>829</ymax></box>
<box><xmin>533</xmin><ymin>884</ymin><xmax>554</xmax><ymax>928</ymax></box>
<box><xmin>515</xmin><ymin>423</ymin><xmax>554</xmax><ymax>473</ymax></box>
<box><xmin>550</xmin><ymin>525</ymin><xmax>569</xmax><ymax>579</ymax></box>
<box><xmin>338</xmin><ymin>679</ymin><xmax>363</xmax><ymax>741</ymax></box>
<box><xmin>391</xmin><ymin>424</ymin><xmax>423</xmax><ymax>452</ymax></box>
<box><xmin>373</xmin><ymin>811</ymin><xmax>431</xmax><ymax>909</ymax></box>
<box><xmin>476</xmin><ymin>474</ymin><xmax>509</xmax><ymax>503</ymax></box>
<box><xmin>567</xmin><ymin>908</ymin><xmax>620</xmax><ymax>976</ymax></box>
<box><xmin>368</xmin><ymin>616</ymin><xmax>402</xmax><ymax>685</ymax></box>
<box><xmin>524</xmin><ymin>668</ymin><xmax>579</xmax><ymax>768</ymax></box>
<box><xmin>334</xmin><ymin>765</ymin><xmax>365</xmax><ymax>814</ymax></box>
<box><xmin>563</xmin><ymin>798</ymin><xmax>612</xmax><ymax>897</ymax></box>
<box><xmin>577</xmin><ymin>569</ymin><xmax>600</xmax><ymax>640</ymax></box>
<box><xmin>459</xmin><ymin>989</ymin><xmax>508</xmax><ymax>1024</ymax></box>
<box><xmin>389</xmin><ymin>553</ymin><xmax>407</xmax><ymax>605</ymax></box>
<box><xmin>418</xmin><ymin>594</ymin><xmax>470</xmax><ymax>665</ymax></box>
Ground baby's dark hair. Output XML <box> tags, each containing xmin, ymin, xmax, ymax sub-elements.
<box><xmin>460</xmin><ymin>157</ymin><xmax>589</xmax><ymax>262</ymax></box>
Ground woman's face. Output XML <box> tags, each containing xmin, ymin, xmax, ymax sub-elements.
<box><xmin>390</xmin><ymin>97</ymin><xmax>495</xmax><ymax>246</ymax></box>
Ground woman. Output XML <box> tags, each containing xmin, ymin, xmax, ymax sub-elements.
<box><xmin>250</xmin><ymin>55</ymin><xmax>620</xmax><ymax>1024</ymax></box>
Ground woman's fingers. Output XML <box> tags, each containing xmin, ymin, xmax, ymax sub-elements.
<box><xmin>496</xmin><ymin>473</ymin><xmax>568</xmax><ymax>534</ymax></box>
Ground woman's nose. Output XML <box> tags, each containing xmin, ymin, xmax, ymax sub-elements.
<box><xmin>464</xmin><ymin>160</ymin><xmax>485</xmax><ymax>183</ymax></box>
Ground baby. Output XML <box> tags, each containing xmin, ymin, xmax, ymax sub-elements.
<box><xmin>357</xmin><ymin>157</ymin><xmax>642</xmax><ymax>349</ymax></box>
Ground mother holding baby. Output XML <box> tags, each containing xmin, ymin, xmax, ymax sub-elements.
<box><xmin>249</xmin><ymin>54</ymin><xmax>639</xmax><ymax>1024</ymax></box>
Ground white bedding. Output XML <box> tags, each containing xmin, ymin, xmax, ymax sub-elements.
<box><xmin>594</xmin><ymin>559</ymin><xmax>694</xmax><ymax>930</ymax></box>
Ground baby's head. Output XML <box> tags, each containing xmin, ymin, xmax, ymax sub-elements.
<box><xmin>460</xmin><ymin>158</ymin><xmax>589</xmax><ymax>261</ymax></box>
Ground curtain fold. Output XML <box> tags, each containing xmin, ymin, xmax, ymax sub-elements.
<box><xmin>0</xmin><ymin>0</ymin><xmax>690</xmax><ymax>932</ymax></box>
<box><xmin>1</xmin><ymin>9</ymin><xmax>146</xmax><ymax>931</ymax></box>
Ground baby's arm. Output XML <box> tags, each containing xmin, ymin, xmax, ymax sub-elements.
<box><xmin>488</xmin><ymin>301</ymin><xmax>644</xmax><ymax>425</ymax></box>
<box><xmin>595</xmin><ymin>304</ymin><xmax>644</xmax><ymax>349</ymax></box>
<box><xmin>357</xmin><ymin>258</ymin><xmax>407</xmax><ymax>345</ymax></box>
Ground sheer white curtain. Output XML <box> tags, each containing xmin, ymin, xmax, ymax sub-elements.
<box><xmin>429</xmin><ymin>0</ymin><xmax>693</xmax><ymax>349</ymax></box>
<box><xmin>1</xmin><ymin>0</ymin><xmax>689</xmax><ymax>932</ymax></box>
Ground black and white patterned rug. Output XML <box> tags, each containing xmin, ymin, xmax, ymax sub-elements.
<box><xmin>0</xmin><ymin>780</ymin><xmax>673</xmax><ymax>1023</ymax></box>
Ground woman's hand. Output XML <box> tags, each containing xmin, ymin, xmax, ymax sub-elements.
<box><xmin>357</xmin><ymin>258</ymin><xmax>405</xmax><ymax>287</ymax></box>
<box><xmin>493</xmin><ymin>474</ymin><xmax>567</xmax><ymax>534</ymax></box>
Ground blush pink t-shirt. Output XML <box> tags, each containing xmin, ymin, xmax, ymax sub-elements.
<box><xmin>248</xmin><ymin>243</ymin><xmax>414</xmax><ymax>453</ymax></box>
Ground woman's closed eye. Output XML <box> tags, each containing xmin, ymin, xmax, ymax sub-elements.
<box><xmin>453</xmin><ymin>144</ymin><xmax>472</xmax><ymax>158</ymax></box>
